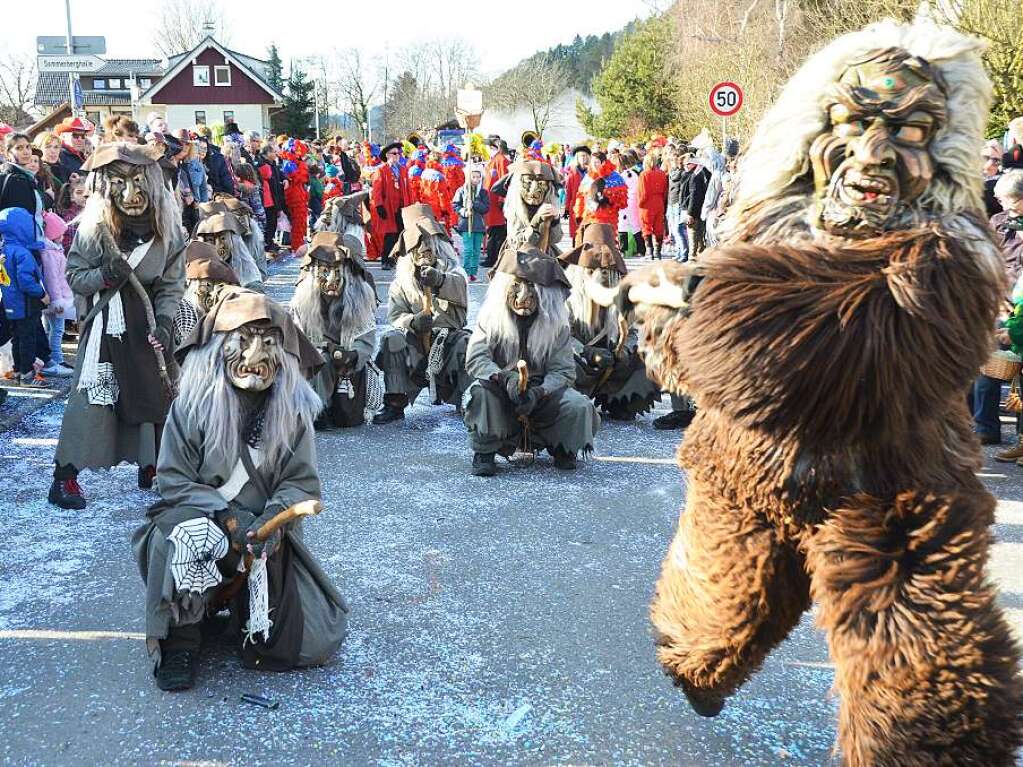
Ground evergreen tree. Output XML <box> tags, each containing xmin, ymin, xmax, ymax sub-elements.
<box><xmin>267</xmin><ymin>44</ymin><xmax>285</xmax><ymax>94</ymax></box>
<box><xmin>580</xmin><ymin>17</ymin><xmax>676</xmax><ymax>138</ymax></box>
<box><xmin>282</xmin><ymin>65</ymin><xmax>315</xmax><ymax>137</ymax></box>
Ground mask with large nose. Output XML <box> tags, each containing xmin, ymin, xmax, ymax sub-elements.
<box><xmin>507</xmin><ymin>277</ymin><xmax>539</xmax><ymax>316</ymax></box>
<box><xmin>520</xmin><ymin>174</ymin><xmax>551</xmax><ymax>207</ymax></box>
<box><xmin>809</xmin><ymin>48</ymin><xmax>947</xmax><ymax>237</ymax></box>
<box><xmin>315</xmin><ymin>262</ymin><xmax>345</xmax><ymax>298</ymax></box>
<box><xmin>105</xmin><ymin>160</ymin><xmax>151</xmax><ymax>218</ymax></box>
<box><xmin>223</xmin><ymin>323</ymin><xmax>284</xmax><ymax>391</ymax></box>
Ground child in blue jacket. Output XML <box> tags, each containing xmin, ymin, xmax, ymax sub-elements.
<box><xmin>0</xmin><ymin>207</ymin><xmax>50</xmax><ymax>386</ymax></box>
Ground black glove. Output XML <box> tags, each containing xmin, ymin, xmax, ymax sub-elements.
<box><xmin>245</xmin><ymin>506</ymin><xmax>285</xmax><ymax>559</ymax></box>
<box><xmin>582</xmin><ymin>346</ymin><xmax>612</xmax><ymax>371</ymax></box>
<box><xmin>515</xmin><ymin>386</ymin><xmax>544</xmax><ymax>417</ymax></box>
<box><xmin>375</xmin><ymin>205</ymin><xmax>387</xmax><ymax>220</ymax></box>
<box><xmin>418</xmin><ymin>265</ymin><xmax>445</xmax><ymax>289</ymax></box>
<box><xmin>100</xmin><ymin>256</ymin><xmax>133</xmax><ymax>287</ymax></box>
<box><xmin>151</xmin><ymin>316</ymin><xmax>174</xmax><ymax>352</ymax></box>
<box><xmin>504</xmin><ymin>369</ymin><xmax>524</xmax><ymax>403</ymax></box>
<box><xmin>221</xmin><ymin>509</ymin><xmax>258</xmax><ymax>551</ymax></box>
<box><xmin>410</xmin><ymin>311</ymin><xmax>433</xmax><ymax>334</ymax></box>
<box><xmin>332</xmin><ymin>349</ymin><xmax>359</xmax><ymax>372</ymax></box>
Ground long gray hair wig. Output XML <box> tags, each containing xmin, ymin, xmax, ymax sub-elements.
<box><xmin>502</xmin><ymin>171</ymin><xmax>564</xmax><ymax>250</ymax></box>
<box><xmin>176</xmin><ymin>333</ymin><xmax>321</xmax><ymax>469</ymax></box>
<box><xmin>394</xmin><ymin>234</ymin><xmax>467</xmax><ymax>299</ymax></box>
<box><xmin>476</xmin><ymin>271</ymin><xmax>569</xmax><ymax>370</ymax></box>
<box><xmin>564</xmin><ymin>263</ymin><xmax>622</xmax><ymax>347</ymax></box>
<box><xmin>291</xmin><ymin>261</ymin><xmax>378</xmax><ymax>348</ymax></box>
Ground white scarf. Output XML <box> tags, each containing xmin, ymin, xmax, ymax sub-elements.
<box><xmin>78</xmin><ymin>239</ymin><xmax>153</xmax><ymax>406</ymax></box>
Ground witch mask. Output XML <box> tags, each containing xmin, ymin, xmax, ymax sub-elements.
<box><xmin>104</xmin><ymin>160</ymin><xmax>151</xmax><ymax>219</ymax></box>
<box><xmin>223</xmin><ymin>322</ymin><xmax>285</xmax><ymax>391</ymax></box>
<box><xmin>810</xmin><ymin>47</ymin><xmax>947</xmax><ymax>236</ymax></box>
<box><xmin>520</xmin><ymin>174</ymin><xmax>551</xmax><ymax>207</ymax></box>
<box><xmin>314</xmin><ymin>262</ymin><xmax>345</xmax><ymax>298</ymax></box>
<box><xmin>507</xmin><ymin>277</ymin><xmax>539</xmax><ymax>316</ymax></box>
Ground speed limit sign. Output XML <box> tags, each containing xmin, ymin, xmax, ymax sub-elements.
<box><xmin>709</xmin><ymin>82</ymin><xmax>743</xmax><ymax>117</ymax></box>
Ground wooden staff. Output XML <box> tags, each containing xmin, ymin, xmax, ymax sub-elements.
<box><xmin>516</xmin><ymin>359</ymin><xmax>531</xmax><ymax>455</ymax></box>
<box><xmin>420</xmin><ymin>286</ymin><xmax>435</xmax><ymax>357</ymax></box>
<box><xmin>213</xmin><ymin>500</ymin><xmax>323</xmax><ymax>607</ymax></box>
<box><xmin>128</xmin><ymin>271</ymin><xmax>175</xmax><ymax>397</ymax></box>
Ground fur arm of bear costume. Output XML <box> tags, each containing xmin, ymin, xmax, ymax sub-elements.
<box><xmin>627</xmin><ymin>215</ymin><xmax>1004</xmax><ymax>449</ymax></box>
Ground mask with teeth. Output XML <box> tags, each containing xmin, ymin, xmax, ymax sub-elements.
<box><xmin>507</xmin><ymin>277</ymin><xmax>539</xmax><ymax>316</ymax></box>
<box><xmin>314</xmin><ymin>262</ymin><xmax>344</xmax><ymax>298</ymax></box>
<box><xmin>410</xmin><ymin>240</ymin><xmax>437</xmax><ymax>269</ymax></box>
<box><xmin>809</xmin><ymin>48</ymin><xmax>947</xmax><ymax>237</ymax></box>
<box><xmin>520</xmin><ymin>174</ymin><xmax>551</xmax><ymax>207</ymax></box>
<box><xmin>223</xmin><ymin>322</ymin><xmax>284</xmax><ymax>391</ymax></box>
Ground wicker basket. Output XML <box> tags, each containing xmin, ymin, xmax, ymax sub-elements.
<box><xmin>981</xmin><ymin>349</ymin><xmax>1023</xmax><ymax>381</ymax></box>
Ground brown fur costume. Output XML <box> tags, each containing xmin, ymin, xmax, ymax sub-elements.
<box><xmin>621</xmin><ymin>20</ymin><xmax>1023</xmax><ymax>767</ymax></box>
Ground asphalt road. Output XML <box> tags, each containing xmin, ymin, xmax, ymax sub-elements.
<box><xmin>2</xmin><ymin>252</ymin><xmax>1023</xmax><ymax>766</ymax></box>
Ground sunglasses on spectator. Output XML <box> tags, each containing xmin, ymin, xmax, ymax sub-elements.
<box><xmin>72</xmin><ymin>132</ymin><xmax>86</xmax><ymax>139</ymax></box>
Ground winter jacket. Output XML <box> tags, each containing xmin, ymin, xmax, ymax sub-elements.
<box><xmin>238</xmin><ymin>182</ymin><xmax>267</xmax><ymax>229</ymax></box>
<box><xmin>667</xmin><ymin>167</ymin><xmax>685</xmax><ymax>206</ymax></box>
<box><xmin>257</xmin><ymin>157</ymin><xmax>286</xmax><ymax>209</ymax></box>
<box><xmin>700</xmin><ymin>151</ymin><xmax>727</xmax><ymax>223</ymax></box>
<box><xmin>58</xmin><ymin>203</ymin><xmax>83</xmax><ymax>253</ymax></box>
<box><xmin>202</xmin><ymin>141</ymin><xmax>236</xmax><ymax>196</ymax></box>
<box><xmin>984</xmin><ymin>175</ymin><xmax>1002</xmax><ymax>219</ymax></box>
<box><xmin>618</xmin><ymin>167</ymin><xmax>641</xmax><ymax>234</ymax></box>
<box><xmin>681</xmin><ymin>165</ymin><xmax>711</xmax><ymax>221</ymax></box>
<box><xmin>638</xmin><ymin>167</ymin><xmax>668</xmax><ymax>223</ymax></box>
<box><xmin>452</xmin><ymin>183</ymin><xmax>490</xmax><ymax>234</ymax></box>
<box><xmin>0</xmin><ymin>207</ymin><xmax>46</xmax><ymax>320</ymax></box>
<box><xmin>0</xmin><ymin>163</ymin><xmax>42</xmax><ymax>220</ymax></box>
<box><xmin>484</xmin><ymin>151</ymin><xmax>511</xmax><ymax>228</ymax></box>
<box><xmin>563</xmin><ymin>164</ymin><xmax>585</xmax><ymax>238</ymax></box>
<box><xmin>57</xmin><ymin>146</ymin><xmax>85</xmax><ymax>181</ymax></box>
<box><xmin>179</xmin><ymin>159</ymin><xmax>209</xmax><ymax>202</ymax></box>
<box><xmin>992</xmin><ymin>211</ymin><xmax>1023</xmax><ymax>290</ymax></box>
<box><xmin>40</xmin><ymin>212</ymin><xmax>75</xmax><ymax>317</ymax></box>
<box><xmin>370</xmin><ymin>163</ymin><xmax>412</xmax><ymax>237</ymax></box>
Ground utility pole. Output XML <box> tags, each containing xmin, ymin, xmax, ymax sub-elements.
<box><xmin>64</xmin><ymin>0</ymin><xmax>77</xmax><ymax>116</ymax></box>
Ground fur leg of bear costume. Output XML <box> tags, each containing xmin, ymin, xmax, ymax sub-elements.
<box><xmin>805</xmin><ymin>491</ymin><xmax>1023</xmax><ymax>766</ymax></box>
<box><xmin>651</xmin><ymin>479</ymin><xmax>811</xmax><ymax>710</ymax></box>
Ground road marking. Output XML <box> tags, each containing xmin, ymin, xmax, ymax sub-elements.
<box><xmin>12</xmin><ymin>438</ymin><xmax>58</xmax><ymax>446</ymax></box>
<box><xmin>0</xmin><ymin>629</ymin><xmax>145</xmax><ymax>641</ymax></box>
<box><xmin>593</xmin><ymin>456</ymin><xmax>676</xmax><ymax>466</ymax></box>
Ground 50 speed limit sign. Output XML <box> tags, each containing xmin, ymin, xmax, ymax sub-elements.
<box><xmin>709</xmin><ymin>82</ymin><xmax>744</xmax><ymax>117</ymax></box>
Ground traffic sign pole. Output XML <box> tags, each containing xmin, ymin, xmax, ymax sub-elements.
<box><xmin>64</xmin><ymin>0</ymin><xmax>76</xmax><ymax>116</ymax></box>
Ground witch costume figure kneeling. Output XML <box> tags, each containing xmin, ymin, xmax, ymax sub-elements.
<box><xmin>133</xmin><ymin>289</ymin><xmax>348</xmax><ymax>691</ymax></box>
<box><xmin>463</xmin><ymin>246</ymin><xmax>600</xmax><ymax>476</ymax></box>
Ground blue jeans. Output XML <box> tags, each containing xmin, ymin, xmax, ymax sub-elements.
<box><xmin>972</xmin><ymin>374</ymin><xmax>1002</xmax><ymax>438</ymax></box>
<box><xmin>461</xmin><ymin>231</ymin><xmax>483</xmax><ymax>276</ymax></box>
<box><xmin>43</xmin><ymin>313</ymin><xmax>65</xmax><ymax>366</ymax></box>
<box><xmin>673</xmin><ymin>211</ymin><xmax>690</xmax><ymax>262</ymax></box>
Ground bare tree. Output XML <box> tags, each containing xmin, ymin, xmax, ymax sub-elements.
<box><xmin>332</xmin><ymin>49</ymin><xmax>378</xmax><ymax>140</ymax></box>
<box><xmin>151</xmin><ymin>0</ymin><xmax>230</xmax><ymax>57</ymax></box>
<box><xmin>0</xmin><ymin>51</ymin><xmax>37</xmax><ymax>127</ymax></box>
<box><xmin>488</xmin><ymin>54</ymin><xmax>569</xmax><ymax>136</ymax></box>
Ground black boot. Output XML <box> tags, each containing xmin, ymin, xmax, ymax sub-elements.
<box><xmin>654</xmin><ymin>239</ymin><xmax>662</xmax><ymax>260</ymax></box>
<box><xmin>48</xmin><ymin>476</ymin><xmax>87</xmax><ymax>510</ymax></box>
<box><xmin>552</xmin><ymin>448</ymin><xmax>578</xmax><ymax>470</ymax></box>
<box><xmin>155</xmin><ymin>650</ymin><xmax>196</xmax><ymax>692</ymax></box>
<box><xmin>373</xmin><ymin>394</ymin><xmax>407</xmax><ymax>424</ymax></box>
<box><xmin>471</xmin><ymin>452</ymin><xmax>497</xmax><ymax>477</ymax></box>
<box><xmin>652</xmin><ymin>409</ymin><xmax>695</xmax><ymax>430</ymax></box>
<box><xmin>646</xmin><ymin>235</ymin><xmax>657</xmax><ymax>259</ymax></box>
<box><xmin>138</xmin><ymin>465</ymin><xmax>157</xmax><ymax>490</ymax></box>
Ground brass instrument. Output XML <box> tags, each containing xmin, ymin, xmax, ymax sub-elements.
<box><xmin>407</xmin><ymin>131</ymin><xmax>424</xmax><ymax>147</ymax></box>
<box><xmin>521</xmin><ymin>129</ymin><xmax>540</xmax><ymax>149</ymax></box>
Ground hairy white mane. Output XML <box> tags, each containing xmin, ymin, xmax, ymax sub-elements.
<box><xmin>565</xmin><ymin>264</ymin><xmax>622</xmax><ymax>346</ymax></box>
<box><xmin>291</xmin><ymin>262</ymin><xmax>377</xmax><ymax>348</ymax></box>
<box><xmin>393</xmin><ymin>235</ymin><xmax>467</xmax><ymax>300</ymax></box>
<box><xmin>502</xmin><ymin>172</ymin><xmax>563</xmax><ymax>249</ymax></box>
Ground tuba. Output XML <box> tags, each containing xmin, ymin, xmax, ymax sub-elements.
<box><xmin>521</xmin><ymin>129</ymin><xmax>540</xmax><ymax>149</ymax></box>
<box><xmin>407</xmin><ymin>131</ymin><xmax>424</xmax><ymax>148</ymax></box>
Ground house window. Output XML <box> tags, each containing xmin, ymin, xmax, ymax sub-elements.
<box><xmin>223</xmin><ymin>110</ymin><xmax>235</xmax><ymax>124</ymax></box>
<box><xmin>214</xmin><ymin>66</ymin><xmax>231</xmax><ymax>87</ymax></box>
<box><xmin>194</xmin><ymin>110</ymin><xmax>207</xmax><ymax>125</ymax></box>
<box><xmin>193</xmin><ymin>65</ymin><xmax>210</xmax><ymax>87</ymax></box>
<box><xmin>93</xmin><ymin>79</ymin><xmax>106</xmax><ymax>90</ymax></box>
<box><xmin>139</xmin><ymin>77</ymin><xmax>152</xmax><ymax>89</ymax></box>
<box><xmin>107</xmin><ymin>78</ymin><xmax>122</xmax><ymax>89</ymax></box>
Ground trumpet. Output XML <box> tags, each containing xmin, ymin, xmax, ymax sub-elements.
<box><xmin>521</xmin><ymin>129</ymin><xmax>540</xmax><ymax>149</ymax></box>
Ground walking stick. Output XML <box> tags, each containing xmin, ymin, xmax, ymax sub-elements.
<box><xmin>127</xmin><ymin>271</ymin><xmax>176</xmax><ymax>397</ymax></box>
<box><xmin>421</xmin><ymin>287</ymin><xmax>435</xmax><ymax>357</ymax></box>
<box><xmin>511</xmin><ymin>359</ymin><xmax>535</xmax><ymax>466</ymax></box>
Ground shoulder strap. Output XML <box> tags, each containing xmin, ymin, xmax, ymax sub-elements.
<box><xmin>239</xmin><ymin>441</ymin><xmax>272</xmax><ymax>499</ymax></box>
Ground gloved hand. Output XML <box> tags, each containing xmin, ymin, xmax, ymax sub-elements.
<box><xmin>100</xmin><ymin>256</ymin><xmax>133</xmax><ymax>287</ymax></box>
<box><xmin>515</xmin><ymin>385</ymin><xmax>544</xmax><ymax>417</ymax></box>
<box><xmin>504</xmin><ymin>369</ymin><xmax>524</xmax><ymax>403</ymax></box>
<box><xmin>418</xmin><ymin>265</ymin><xmax>445</xmax><ymax>288</ymax></box>
<box><xmin>150</xmin><ymin>316</ymin><xmax>174</xmax><ymax>353</ymax></box>
<box><xmin>529</xmin><ymin>204</ymin><xmax>557</xmax><ymax>227</ymax></box>
<box><xmin>375</xmin><ymin>205</ymin><xmax>387</xmax><ymax>220</ymax></box>
<box><xmin>332</xmin><ymin>349</ymin><xmax>359</xmax><ymax>372</ymax></box>
<box><xmin>245</xmin><ymin>505</ymin><xmax>288</xmax><ymax>559</ymax></box>
<box><xmin>582</xmin><ymin>346</ymin><xmax>613</xmax><ymax>371</ymax></box>
<box><xmin>222</xmin><ymin>508</ymin><xmax>258</xmax><ymax>551</ymax></box>
<box><xmin>410</xmin><ymin>310</ymin><xmax>433</xmax><ymax>334</ymax></box>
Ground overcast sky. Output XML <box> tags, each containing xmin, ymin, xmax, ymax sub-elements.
<box><xmin>9</xmin><ymin>0</ymin><xmax>659</xmax><ymax>79</ymax></box>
